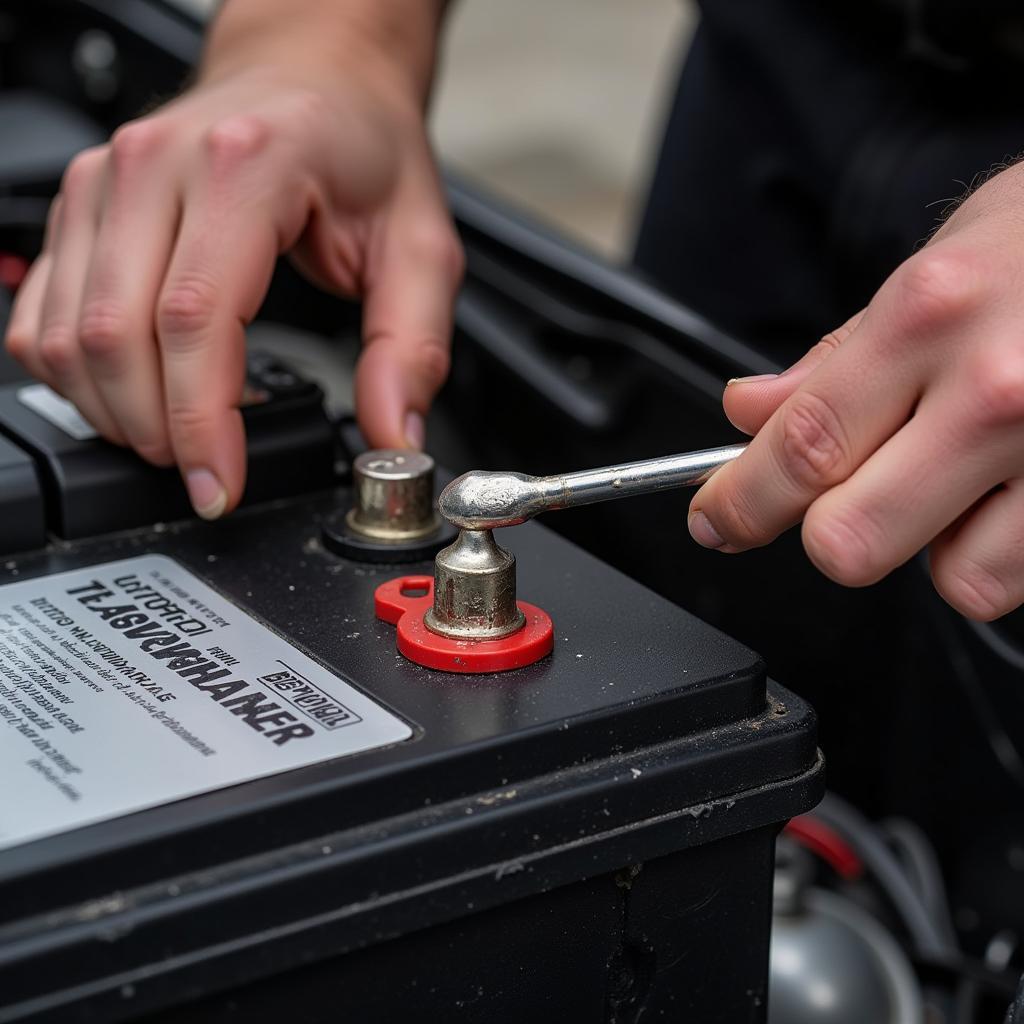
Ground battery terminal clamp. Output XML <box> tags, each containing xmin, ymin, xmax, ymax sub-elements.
<box><xmin>375</xmin><ymin>529</ymin><xmax>553</xmax><ymax>673</ymax></box>
<box><xmin>376</xmin><ymin>444</ymin><xmax>749</xmax><ymax>673</ymax></box>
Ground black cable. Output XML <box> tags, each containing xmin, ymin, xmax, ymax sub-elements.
<box><xmin>883</xmin><ymin>820</ymin><xmax>972</xmax><ymax>1021</ymax></box>
<box><xmin>906</xmin><ymin>561</ymin><xmax>1024</xmax><ymax>1021</ymax></box>
<box><xmin>914</xmin><ymin>951</ymin><xmax>1019</xmax><ymax>998</ymax></box>
<box><xmin>965</xmin><ymin>618</ymin><xmax>1024</xmax><ymax>673</ymax></box>
<box><xmin>883</xmin><ymin>818</ymin><xmax>958</xmax><ymax>945</ymax></box>
<box><xmin>916</xmin><ymin>556</ymin><xmax>1024</xmax><ymax>790</ymax></box>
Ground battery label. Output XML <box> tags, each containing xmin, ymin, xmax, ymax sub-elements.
<box><xmin>0</xmin><ymin>555</ymin><xmax>412</xmax><ymax>850</ymax></box>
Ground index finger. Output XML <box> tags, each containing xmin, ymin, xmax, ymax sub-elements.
<box><xmin>156</xmin><ymin>195</ymin><xmax>278</xmax><ymax>518</ymax></box>
<box><xmin>355</xmin><ymin>190</ymin><xmax>463</xmax><ymax>450</ymax></box>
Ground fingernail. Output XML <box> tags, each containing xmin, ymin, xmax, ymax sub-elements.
<box><xmin>726</xmin><ymin>373</ymin><xmax>778</xmax><ymax>387</ymax></box>
<box><xmin>404</xmin><ymin>410</ymin><xmax>425</xmax><ymax>450</ymax></box>
<box><xmin>186</xmin><ymin>469</ymin><xmax>227</xmax><ymax>521</ymax></box>
<box><xmin>688</xmin><ymin>510</ymin><xmax>725</xmax><ymax>549</ymax></box>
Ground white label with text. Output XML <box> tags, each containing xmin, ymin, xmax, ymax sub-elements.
<box><xmin>0</xmin><ymin>555</ymin><xmax>411</xmax><ymax>850</ymax></box>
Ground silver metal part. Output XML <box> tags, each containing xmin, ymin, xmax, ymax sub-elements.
<box><xmin>438</xmin><ymin>442</ymin><xmax>748</xmax><ymax>530</ymax></box>
<box><xmin>424</xmin><ymin>529</ymin><xmax>526</xmax><ymax>640</ymax></box>
<box><xmin>770</xmin><ymin>840</ymin><xmax>924</xmax><ymax>1024</ymax></box>
<box><xmin>346</xmin><ymin>449</ymin><xmax>441</xmax><ymax>542</ymax></box>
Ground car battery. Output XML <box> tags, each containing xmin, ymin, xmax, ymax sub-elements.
<box><xmin>0</xmin><ymin>453</ymin><xmax>824</xmax><ymax>1023</ymax></box>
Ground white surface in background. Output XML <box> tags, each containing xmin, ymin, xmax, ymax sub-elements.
<box><xmin>18</xmin><ymin>384</ymin><xmax>98</xmax><ymax>441</ymax></box>
<box><xmin>432</xmin><ymin>0</ymin><xmax>691</xmax><ymax>256</ymax></box>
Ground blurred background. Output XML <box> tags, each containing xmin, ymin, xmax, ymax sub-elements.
<box><xmin>430</xmin><ymin>0</ymin><xmax>693</xmax><ymax>258</ymax></box>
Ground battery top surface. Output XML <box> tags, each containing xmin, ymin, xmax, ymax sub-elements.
<box><xmin>0</xmin><ymin>488</ymin><xmax>807</xmax><ymax>875</ymax></box>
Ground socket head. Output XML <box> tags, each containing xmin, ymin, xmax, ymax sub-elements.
<box><xmin>438</xmin><ymin>471</ymin><xmax>543</xmax><ymax>531</ymax></box>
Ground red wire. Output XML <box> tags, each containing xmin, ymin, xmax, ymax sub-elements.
<box><xmin>0</xmin><ymin>253</ymin><xmax>28</xmax><ymax>291</ymax></box>
<box><xmin>785</xmin><ymin>814</ymin><xmax>864</xmax><ymax>880</ymax></box>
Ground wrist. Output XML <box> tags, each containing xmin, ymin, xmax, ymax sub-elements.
<box><xmin>198</xmin><ymin>0</ymin><xmax>444</xmax><ymax>110</ymax></box>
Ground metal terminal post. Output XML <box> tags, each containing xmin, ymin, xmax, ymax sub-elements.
<box><xmin>347</xmin><ymin>450</ymin><xmax>441</xmax><ymax>542</ymax></box>
<box><xmin>438</xmin><ymin>443</ymin><xmax>748</xmax><ymax>531</ymax></box>
<box><xmin>424</xmin><ymin>529</ymin><xmax>526</xmax><ymax>641</ymax></box>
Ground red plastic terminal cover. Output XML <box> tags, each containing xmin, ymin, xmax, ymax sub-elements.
<box><xmin>374</xmin><ymin>576</ymin><xmax>554</xmax><ymax>674</ymax></box>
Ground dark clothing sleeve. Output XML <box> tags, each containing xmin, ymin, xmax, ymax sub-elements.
<box><xmin>633</xmin><ymin>0</ymin><xmax>1024</xmax><ymax>362</ymax></box>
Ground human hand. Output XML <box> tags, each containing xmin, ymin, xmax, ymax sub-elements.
<box><xmin>688</xmin><ymin>164</ymin><xmax>1024</xmax><ymax>620</ymax></box>
<box><xmin>4</xmin><ymin>33</ymin><xmax>461</xmax><ymax>519</ymax></box>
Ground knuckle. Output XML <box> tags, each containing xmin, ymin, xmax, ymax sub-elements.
<box><xmin>109</xmin><ymin>120</ymin><xmax>167</xmax><ymax>171</ymax></box>
<box><xmin>282</xmin><ymin>86</ymin><xmax>329</xmax><ymax>127</ymax></box>
<box><xmin>414</xmin><ymin>336</ymin><xmax>451</xmax><ymax>394</ymax></box>
<box><xmin>814</xmin><ymin>332</ymin><xmax>845</xmax><ymax>357</ymax></box>
<box><xmin>60</xmin><ymin>146</ymin><xmax>105</xmax><ymax>200</ymax></box>
<box><xmin>164</xmin><ymin>402</ymin><xmax>213</xmax><ymax>447</ymax></box>
<box><xmin>157</xmin><ymin>276</ymin><xmax>217</xmax><ymax>342</ymax></box>
<box><xmin>817</xmin><ymin>310</ymin><xmax>863</xmax><ymax>353</ymax></box>
<box><xmin>38</xmin><ymin>325</ymin><xmax>77</xmax><ymax>375</ymax></box>
<box><xmin>964</xmin><ymin>347</ymin><xmax>1024</xmax><ymax>429</ymax></box>
<box><xmin>4</xmin><ymin>323</ymin><xmax>31</xmax><ymax>362</ymax></box>
<box><xmin>830</xmin><ymin>309</ymin><xmax>865</xmax><ymax>343</ymax></box>
<box><xmin>893</xmin><ymin>249</ymin><xmax>985</xmax><ymax>331</ymax></box>
<box><xmin>408</xmin><ymin>221</ymin><xmax>465</xmax><ymax>281</ymax></box>
<box><xmin>709</xmin><ymin>488</ymin><xmax>765</xmax><ymax>548</ymax></box>
<box><xmin>796</xmin><ymin>332</ymin><xmax>847</xmax><ymax>370</ymax></box>
<box><xmin>802</xmin><ymin>505</ymin><xmax>882</xmax><ymax>587</ymax></box>
<box><xmin>778</xmin><ymin>391</ymin><xmax>849</xmax><ymax>490</ymax></box>
<box><xmin>932</xmin><ymin>555</ymin><xmax>1010</xmax><ymax>621</ymax></box>
<box><xmin>202</xmin><ymin>115</ymin><xmax>269</xmax><ymax>170</ymax></box>
<box><xmin>441</xmin><ymin>233</ymin><xmax>466</xmax><ymax>283</ymax></box>
<box><xmin>78</xmin><ymin>301</ymin><xmax>128</xmax><ymax>359</ymax></box>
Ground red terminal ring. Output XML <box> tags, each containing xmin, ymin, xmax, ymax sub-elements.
<box><xmin>374</xmin><ymin>576</ymin><xmax>554</xmax><ymax>674</ymax></box>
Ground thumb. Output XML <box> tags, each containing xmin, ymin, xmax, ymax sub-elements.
<box><xmin>355</xmin><ymin>210</ymin><xmax>464</xmax><ymax>450</ymax></box>
<box><xmin>723</xmin><ymin>309</ymin><xmax>865</xmax><ymax>435</ymax></box>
